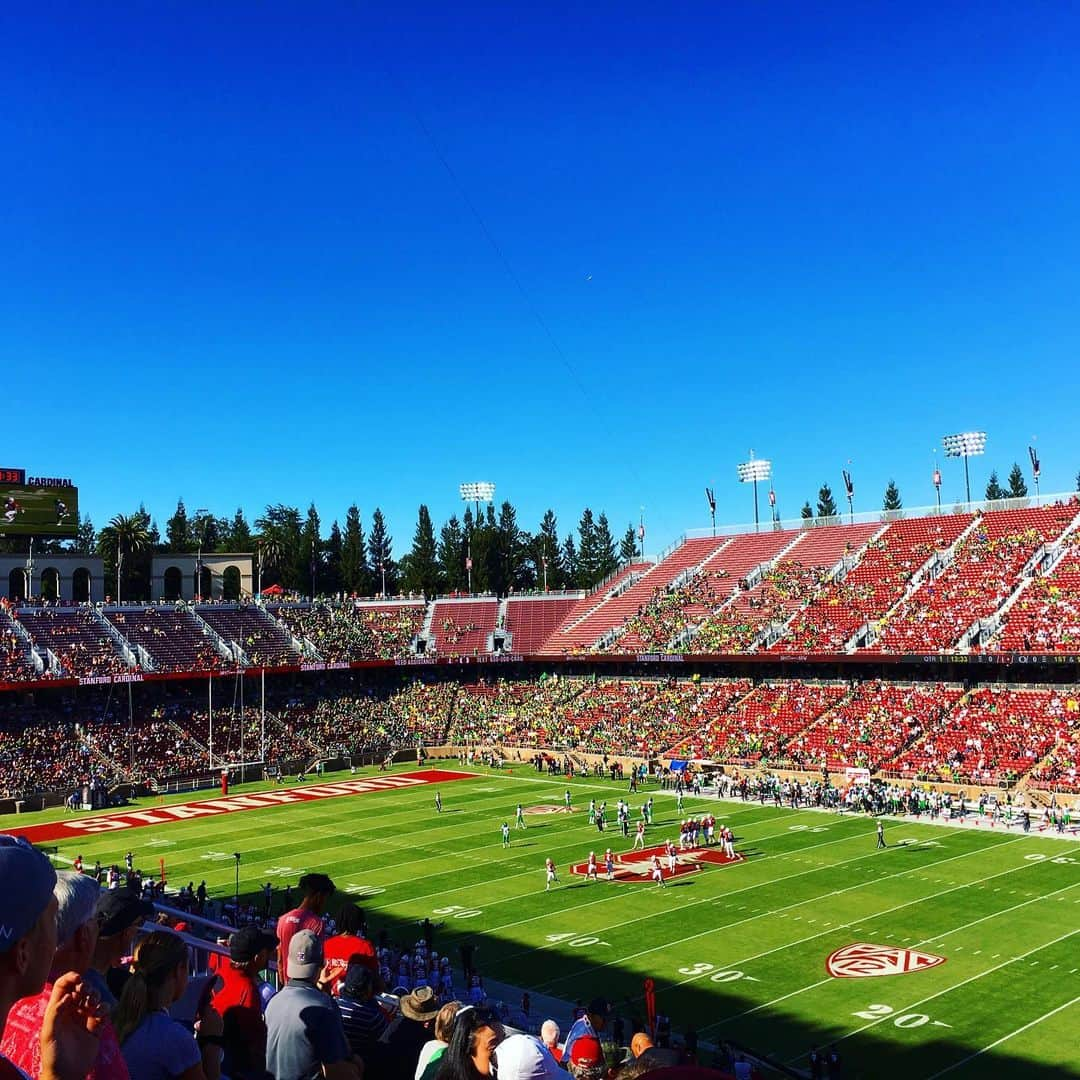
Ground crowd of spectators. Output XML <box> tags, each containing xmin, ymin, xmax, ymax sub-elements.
<box><xmin>107</xmin><ymin>606</ymin><xmax>230</xmax><ymax>674</ymax></box>
<box><xmin>988</xmin><ymin>538</ymin><xmax>1080</xmax><ymax>653</ymax></box>
<box><xmin>272</xmin><ymin>602</ymin><xmax>425</xmax><ymax>661</ymax></box>
<box><xmin>16</xmin><ymin>608</ymin><xmax>130</xmax><ymax>677</ymax></box>
<box><xmin>869</xmin><ymin>506</ymin><xmax>1075</xmax><ymax>654</ymax></box>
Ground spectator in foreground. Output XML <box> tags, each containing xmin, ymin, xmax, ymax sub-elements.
<box><xmin>386</xmin><ymin>986</ymin><xmax>441</xmax><ymax>1080</ymax></box>
<box><xmin>322</xmin><ymin>903</ymin><xmax>377</xmax><ymax>994</ymax></box>
<box><xmin>490</xmin><ymin>1033</ymin><xmax>563</xmax><ymax>1080</ymax></box>
<box><xmin>277</xmin><ymin>874</ymin><xmax>335</xmax><ymax>982</ymax></box>
<box><xmin>211</xmin><ymin>925</ymin><xmax>276</xmax><ymax>1080</ymax></box>
<box><xmin>539</xmin><ymin>1019</ymin><xmax>562</xmax><ymax>1063</ymax></box>
<box><xmin>436</xmin><ymin>1004</ymin><xmax>505</xmax><ymax>1080</ymax></box>
<box><xmin>1</xmin><ymin>871</ymin><xmax>128</xmax><ymax>1080</ymax></box>
<box><xmin>415</xmin><ymin>999</ymin><xmax>461</xmax><ymax>1080</ymax></box>
<box><xmin>87</xmin><ymin>891</ymin><xmax>154</xmax><ymax>1013</ymax></box>
<box><xmin>336</xmin><ymin>962</ymin><xmax>389</xmax><ymax>1072</ymax></box>
<box><xmin>562</xmin><ymin>998</ymin><xmax>609</xmax><ymax>1063</ymax></box>
<box><xmin>566</xmin><ymin>1036</ymin><xmax>605</xmax><ymax>1080</ymax></box>
<box><xmin>114</xmin><ymin>930</ymin><xmax>223</xmax><ymax>1080</ymax></box>
<box><xmin>0</xmin><ymin>837</ymin><xmax>104</xmax><ymax>1080</ymax></box>
<box><xmin>265</xmin><ymin>929</ymin><xmax>358</xmax><ymax>1080</ymax></box>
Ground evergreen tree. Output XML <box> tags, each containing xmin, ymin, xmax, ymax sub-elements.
<box><xmin>404</xmin><ymin>504</ymin><xmax>440</xmax><ymax>597</ymax></box>
<box><xmin>340</xmin><ymin>505</ymin><xmax>369</xmax><ymax>596</ymax></box>
<box><xmin>367</xmin><ymin>508</ymin><xmax>397</xmax><ymax>595</ymax></box>
<box><xmin>882</xmin><ymin>480</ymin><xmax>903</xmax><ymax>511</ymax></box>
<box><xmin>325</xmin><ymin>521</ymin><xmax>343</xmax><ymax>595</ymax></box>
<box><xmin>72</xmin><ymin>514</ymin><xmax>95</xmax><ymax>556</ymax></box>
<box><xmin>225</xmin><ymin>508</ymin><xmax>253</xmax><ymax>552</ymax></box>
<box><xmin>816</xmin><ymin>484</ymin><xmax>838</xmax><ymax>520</ymax></box>
<box><xmin>594</xmin><ymin>513</ymin><xmax>619</xmax><ymax>581</ymax></box>
<box><xmin>1007</xmin><ymin>463</ymin><xmax>1028</xmax><ymax>499</ymax></box>
<box><xmin>437</xmin><ymin>514</ymin><xmax>467</xmax><ymax>593</ymax></box>
<box><xmin>98</xmin><ymin>511</ymin><xmax>152</xmax><ymax>602</ymax></box>
<box><xmin>985</xmin><ymin>470</ymin><xmax>1005</xmax><ymax>501</ymax></box>
<box><xmin>165</xmin><ymin>498</ymin><xmax>193</xmax><ymax>553</ymax></box>
<box><xmin>300</xmin><ymin>504</ymin><xmax>322</xmax><ymax>597</ymax></box>
<box><xmin>801</xmin><ymin>502</ymin><xmax>814</xmax><ymax>520</ymax></box>
<box><xmin>562</xmin><ymin>535</ymin><xmax>578</xmax><ymax>589</ymax></box>
<box><xmin>619</xmin><ymin>524</ymin><xmax>638</xmax><ymax>565</ymax></box>
<box><xmin>489</xmin><ymin>500</ymin><xmax>530</xmax><ymax>595</ymax></box>
<box><xmin>576</xmin><ymin>509</ymin><xmax>600</xmax><ymax>587</ymax></box>
<box><xmin>531</xmin><ymin>510</ymin><xmax>564</xmax><ymax>590</ymax></box>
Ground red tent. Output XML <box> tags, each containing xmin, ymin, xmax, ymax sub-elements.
<box><xmin>260</xmin><ymin>583</ymin><xmax>284</xmax><ymax>596</ymax></box>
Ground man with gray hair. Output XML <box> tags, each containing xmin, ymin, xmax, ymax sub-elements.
<box><xmin>540</xmin><ymin>1019</ymin><xmax>562</xmax><ymax>1063</ymax></box>
<box><xmin>1</xmin><ymin>870</ymin><xmax>130</xmax><ymax>1079</ymax></box>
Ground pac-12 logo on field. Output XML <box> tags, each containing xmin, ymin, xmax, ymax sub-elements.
<box><xmin>826</xmin><ymin>943</ymin><xmax>946</xmax><ymax>978</ymax></box>
<box><xmin>526</xmin><ymin>805</ymin><xmax>569</xmax><ymax>815</ymax></box>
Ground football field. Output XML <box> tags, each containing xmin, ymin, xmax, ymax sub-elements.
<box><xmin>20</xmin><ymin>765</ymin><xmax>1080</xmax><ymax>1079</ymax></box>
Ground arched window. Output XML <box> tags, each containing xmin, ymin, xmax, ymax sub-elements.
<box><xmin>198</xmin><ymin>566</ymin><xmax>213</xmax><ymax>600</ymax></box>
<box><xmin>163</xmin><ymin>566</ymin><xmax>183</xmax><ymax>601</ymax></box>
<box><xmin>72</xmin><ymin>567</ymin><xmax>91</xmax><ymax>603</ymax></box>
<box><xmin>7</xmin><ymin>568</ymin><xmax>25</xmax><ymax>601</ymax></box>
<box><xmin>40</xmin><ymin>568</ymin><xmax>60</xmax><ymax>602</ymax></box>
<box><xmin>222</xmin><ymin>565</ymin><xmax>241</xmax><ymax>601</ymax></box>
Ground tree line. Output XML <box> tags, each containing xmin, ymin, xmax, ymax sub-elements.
<box><xmin>3</xmin><ymin>499</ymin><xmax>644</xmax><ymax>601</ymax></box>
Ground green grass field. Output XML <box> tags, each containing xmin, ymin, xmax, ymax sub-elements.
<box><xmin>24</xmin><ymin>766</ymin><xmax>1080</xmax><ymax>1079</ymax></box>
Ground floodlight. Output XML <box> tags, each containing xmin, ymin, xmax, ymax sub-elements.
<box><xmin>736</xmin><ymin>454</ymin><xmax>772</xmax><ymax>531</ymax></box>
<box><xmin>941</xmin><ymin>431</ymin><xmax>987</xmax><ymax>504</ymax></box>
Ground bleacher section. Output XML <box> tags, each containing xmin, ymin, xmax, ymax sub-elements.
<box><xmin>0</xmin><ymin>607</ymin><xmax>36</xmax><ymax>682</ymax></box>
<box><xmin>105</xmin><ymin>606</ymin><xmax>229</xmax><ymax>674</ymax></box>
<box><xmin>545</xmin><ymin>539</ymin><xmax>728</xmax><ymax>652</ymax></box>
<box><xmin>866</xmin><ymin>505</ymin><xmax>1078</xmax><ymax>653</ymax></box>
<box><xmin>196</xmin><ymin>604</ymin><xmax>298</xmax><ymax>666</ymax></box>
<box><xmin>16</xmin><ymin>608</ymin><xmax>130</xmax><ymax>677</ymax></box>
<box><xmin>429</xmin><ymin>599</ymin><xmax>499</xmax><ymax>655</ymax></box>
<box><xmin>772</xmin><ymin>513</ymin><xmax>973</xmax><ymax>653</ymax></box>
<box><xmin>987</xmin><ymin>538</ymin><xmax>1080</xmax><ymax>653</ymax></box>
<box><xmin>502</xmin><ymin>596</ymin><xmax>580</xmax><ymax>653</ymax></box>
<box><xmin>271</xmin><ymin>601</ymin><xmax>424</xmax><ymax>661</ymax></box>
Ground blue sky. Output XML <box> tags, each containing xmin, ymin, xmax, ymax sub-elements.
<box><xmin>3</xmin><ymin>3</ymin><xmax>1078</xmax><ymax>555</ymax></box>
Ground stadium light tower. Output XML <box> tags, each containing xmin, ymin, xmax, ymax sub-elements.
<box><xmin>195</xmin><ymin>507</ymin><xmax>209</xmax><ymax>601</ymax></box>
<box><xmin>459</xmin><ymin>482</ymin><xmax>495</xmax><ymax>593</ymax></box>
<box><xmin>736</xmin><ymin>454</ymin><xmax>772</xmax><ymax>532</ymax></box>
<box><xmin>942</xmin><ymin>432</ymin><xmax>987</xmax><ymax>506</ymax></box>
<box><xmin>1029</xmin><ymin>442</ymin><xmax>1041</xmax><ymax>506</ymax></box>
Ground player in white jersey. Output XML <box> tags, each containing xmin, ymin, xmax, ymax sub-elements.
<box><xmin>586</xmin><ymin>852</ymin><xmax>599</xmax><ymax>882</ymax></box>
<box><xmin>435</xmin><ymin>790</ymin><xmax>443</xmax><ymax>813</ymax></box>
<box><xmin>666</xmin><ymin>840</ymin><xmax>677</xmax><ymax>874</ymax></box>
<box><xmin>633</xmin><ymin>821</ymin><xmax>646</xmax><ymax>849</ymax></box>
<box><xmin>516</xmin><ymin>803</ymin><xmax>527</xmax><ymax>828</ymax></box>
<box><xmin>722</xmin><ymin>825</ymin><xmax>735</xmax><ymax>858</ymax></box>
<box><xmin>605</xmin><ymin>848</ymin><xmax>615</xmax><ymax>880</ymax></box>
<box><xmin>501</xmin><ymin>822</ymin><xmax>511</xmax><ymax>848</ymax></box>
<box><xmin>545</xmin><ymin>857</ymin><xmax>559</xmax><ymax>891</ymax></box>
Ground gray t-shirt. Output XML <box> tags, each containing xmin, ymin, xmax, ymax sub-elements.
<box><xmin>265</xmin><ymin>980</ymin><xmax>351</xmax><ymax>1080</ymax></box>
<box><xmin>121</xmin><ymin>1012</ymin><xmax>201</xmax><ymax>1080</ymax></box>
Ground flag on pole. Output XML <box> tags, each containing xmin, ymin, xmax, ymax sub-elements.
<box><xmin>644</xmin><ymin>977</ymin><xmax>656</xmax><ymax>1036</ymax></box>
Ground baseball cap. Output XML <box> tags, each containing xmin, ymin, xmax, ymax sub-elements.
<box><xmin>587</xmin><ymin>997</ymin><xmax>611</xmax><ymax>1017</ymax></box>
<box><xmin>230</xmin><ymin>925</ymin><xmax>277</xmax><ymax>963</ymax></box>
<box><xmin>570</xmin><ymin>1036</ymin><xmax>604</xmax><ymax>1067</ymax></box>
<box><xmin>342</xmin><ymin>962</ymin><xmax>375</xmax><ymax>999</ymax></box>
<box><xmin>288</xmin><ymin>929</ymin><xmax>323</xmax><ymax>980</ymax></box>
<box><xmin>97</xmin><ymin>889</ymin><xmax>154</xmax><ymax>936</ymax></box>
<box><xmin>492</xmin><ymin>1034</ymin><xmax>564</xmax><ymax>1080</ymax></box>
<box><xmin>0</xmin><ymin>835</ymin><xmax>57</xmax><ymax>953</ymax></box>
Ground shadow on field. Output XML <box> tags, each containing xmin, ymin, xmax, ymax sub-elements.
<box><xmin>221</xmin><ymin>880</ymin><xmax>1067</xmax><ymax>1080</ymax></box>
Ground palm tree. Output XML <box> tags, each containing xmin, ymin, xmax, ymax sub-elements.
<box><xmin>98</xmin><ymin>513</ymin><xmax>151</xmax><ymax>602</ymax></box>
<box><xmin>254</xmin><ymin>533</ymin><xmax>284</xmax><ymax>596</ymax></box>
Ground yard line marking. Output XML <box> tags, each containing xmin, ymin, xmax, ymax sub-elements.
<box><xmin>706</xmin><ymin>879</ymin><xmax>1079</xmax><ymax>1037</ymax></box>
<box><xmin>534</xmin><ymin>838</ymin><xmax>1028</xmax><ymax>992</ymax></box>
<box><xmin>925</xmin><ymin>993</ymin><xmax>1080</xmax><ymax>1078</ymax></box>
<box><xmin>824</xmin><ymin>926</ymin><xmax>1080</xmax><ymax>1059</ymax></box>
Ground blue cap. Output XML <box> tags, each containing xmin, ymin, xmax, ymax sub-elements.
<box><xmin>0</xmin><ymin>835</ymin><xmax>57</xmax><ymax>953</ymax></box>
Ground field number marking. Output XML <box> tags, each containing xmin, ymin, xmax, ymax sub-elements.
<box><xmin>200</xmin><ymin>851</ymin><xmax>235</xmax><ymax>862</ymax></box>
<box><xmin>1023</xmin><ymin>853</ymin><xmax>1075</xmax><ymax>864</ymax></box>
<box><xmin>788</xmin><ymin>825</ymin><xmax>828</xmax><ymax>834</ymax></box>
<box><xmin>434</xmin><ymin>904</ymin><xmax>483</xmax><ymax>919</ymax></box>
<box><xmin>264</xmin><ymin>865</ymin><xmax>301</xmax><ymax>877</ymax></box>
<box><xmin>546</xmin><ymin>933</ymin><xmax>611</xmax><ymax>948</ymax></box>
<box><xmin>677</xmin><ymin>963</ymin><xmax>756</xmax><ymax>983</ymax></box>
<box><xmin>344</xmin><ymin>884</ymin><xmax>385</xmax><ymax>897</ymax></box>
<box><xmin>853</xmin><ymin>1003</ymin><xmax>950</xmax><ymax>1029</ymax></box>
<box><xmin>898</xmin><ymin>839</ymin><xmax>942</xmax><ymax>849</ymax></box>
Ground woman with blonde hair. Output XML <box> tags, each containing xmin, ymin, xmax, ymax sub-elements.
<box><xmin>114</xmin><ymin>930</ymin><xmax>222</xmax><ymax>1080</ymax></box>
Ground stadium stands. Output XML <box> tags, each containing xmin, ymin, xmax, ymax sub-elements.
<box><xmin>866</xmin><ymin>506</ymin><xmax>1077</xmax><ymax>653</ymax></box>
<box><xmin>501</xmin><ymin>596</ymin><xmax>579</xmax><ymax>653</ymax></box>
<box><xmin>780</xmin><ymin>681</ymin><xmax>963</xmax><ymax>772</ymax></box>
<box><xmin>429</xmin><ymin>598</ymin><xmax>499</xmax><ymax>655</ymax></box>
<box><xmin>16</xmin><ymin>607</ymin><xmax>130</xmax><ymax>676</ymax></box>
<box><xmin>986</xmin><ymin>537</ymin><xmax>1080</xmax><ymax>652</ymax></box>
<box><xmin>0</xmin><ymin>606</ymin><xmax>36</xmax><ymax>682</ymax></box>
<box><xmin>270</xmin><ymin>601</ymin><xmax>425</xmax><ymax>661</ymax></box>
<box><xmin>196</xmin><ymin>604</ymin><xmax>299</xmax><ymax>666</ymax></box>
<box><xmin>772</xmin><ymin>513</ymin><xmax>973</xmax><ymax>653</ymax></box>
<box><xmin>887</xmin><ymin>687</ymin><xmax>1068</xmax><ymax>785</ymax></box>
<box><xmin>105</xmin><ymin>606</ymin><xmax>230</xmax><ymax>673</ymax></box>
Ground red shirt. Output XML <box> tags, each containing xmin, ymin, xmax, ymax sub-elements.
<box><xmin>276</xmin><ymin>907</ymin><xmax>324</xmax><ymax>980</ymax></box>
<box><xmin>0</xmin><ymin>982</ymin><xmax>129</xmax><ymax>1080</ymax></box>
<box><xmin>322</xmin><ymin>933</ymin><xmax>378</xmax><ymax>993</ymax></box>
<box><xmin>211</xmin><ymin>963</ymin><xmax>267</xmax><ymax>1074</ymax></box>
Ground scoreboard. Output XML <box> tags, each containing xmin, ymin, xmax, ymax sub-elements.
<box><xmin>0</xmin><ymin>468</ymin><xmax>79</xmax><ymax>538</ymax></box>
